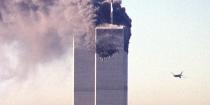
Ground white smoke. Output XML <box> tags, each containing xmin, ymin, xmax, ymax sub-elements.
<box><xmin>0</xmin><ymin>0</ymin><xmax>95</xmax><ymax>80</ymax></box>
<box><xmin>0</xmin><ymin>0</ymin><xmax>95</xmax><ymax>104</ymax></box>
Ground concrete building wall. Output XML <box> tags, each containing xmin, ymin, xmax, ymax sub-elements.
<box><xmin>96</xmin><ymin>27</ymin><xmax>128</xmax><ymax>105</ymax></box>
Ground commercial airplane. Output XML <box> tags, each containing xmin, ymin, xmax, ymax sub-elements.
<box><xmin>171</xmin><ymin>72</ymin><xmax>184</xmax><ymax>78</ymax></box>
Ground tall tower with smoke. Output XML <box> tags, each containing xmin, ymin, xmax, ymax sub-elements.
<box><xmin>74</xmin><ymin>26</ymin><xmax>128</xmax><ymax>105</ymax></box>
<box><xmin>95</xmin><ymin>25</ymin><xmax>128</xmax><ymax>105</ymax></box>
<box><xmin>74</xmin><ymin>0</ymin><xmax>131</xmax><ymax>105</ymax></box>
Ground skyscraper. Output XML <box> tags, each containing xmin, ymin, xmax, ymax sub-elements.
<box><xmin>74</xmin><ymin>35</ymin><xmax>95</xmax><ymax>105</ymax></box>
<box><xmin>74</xmin><ymin>25</ymin><xmax>128</xmax><ymax>105</ymax></box>
<box><xmin>95</xmin><ymin>25</ymin><xmax>128</xmax><ymax>105</ymax></box>
<box><xmin>74</xmin><ymin>0</ymin><xmax>130</xmax><ymax>104</ymax></box>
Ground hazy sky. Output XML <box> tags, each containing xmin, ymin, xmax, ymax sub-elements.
<box><xmin>122</xmin><ymin>0</ymin><xmax>210</xmax><ymax>105</ymax></box>
<box><xmin>0</xmin><ymin>0</ymin><xmax>210</xmax><ymax>105</ymax></box>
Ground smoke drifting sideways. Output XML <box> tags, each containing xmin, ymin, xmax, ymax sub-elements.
<box><xmin>0</xmin><ymin>0</ymin><xmax>131</xmax><ymax>104</ymax></box>
<box><xmin>93</xmin><ymin>0</ymin><xmax>132</xmax><ymax>58</ymax></box>
<box><xmin>0</xmin><ymin>0</ymin><xmax>95</xmax><ymax>104</ymax></box>
<box><xmin>0</xmin><ymin>0</ymin><xmax>95</xmax><ymax>81</ymax></box>
<box><xmin>0</xmin><ymin>0</ymin><xmax>131</xmax><ymax>80</ymax></box>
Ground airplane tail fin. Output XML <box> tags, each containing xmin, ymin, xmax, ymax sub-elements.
<box><xmin>180</xmin><ymin>71</ymin><xmax>183</xmax><ymax>75</ymax></box>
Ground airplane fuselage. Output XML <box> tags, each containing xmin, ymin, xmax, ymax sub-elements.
<box><xmin>173</xmin><ymin>75</ymin><xmax>182</xmax><ymax>78</ymax></box>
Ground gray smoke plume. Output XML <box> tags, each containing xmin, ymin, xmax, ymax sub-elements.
<box><xmin>0</xmin><ymin>0</ymin><xmax>95</xmax><ymax>81</ymax></box>
<box><xmin>0</xmin><ymin>0</ymin><xmax>131</xmax><ymax>104</ymax></box>
<box><xmin>0</xmin><ymin>0</ymin><xmax>131</xmax><ymax>80</ymax></box>
<box><xmin>0</xmin><ymin>0</ymin><xmax>95</xmax><ymax>104</ymax></box>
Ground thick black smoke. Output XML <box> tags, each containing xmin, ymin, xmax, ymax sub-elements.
<box><xmin>92</xmin><ymin>0</ymin><xmax>132</xmax><ymax>58</ymax></box>
<box><xmin>96</xmin><ymin>28</ymin><xmax>123</xmax><ymax>58</ymax></box>
<box><xmin>93</xmin><ymin>0</ymin><xmax>132</xmax><ymax>52</ymax></box>
<box><xmin>96</xmin><ymin>37</ymin><xmax>119</xmax><ymax>58</ymax></box>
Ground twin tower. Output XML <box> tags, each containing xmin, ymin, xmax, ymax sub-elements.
<box><xmin>74</xmin><ymin>25</ymin><xmax>128</xmax><ymax>105</ymax></box>
<box><xmin>74</xmin><ymin>1</ymin><xmax>128</xmax><ymax>105</ymax></box>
